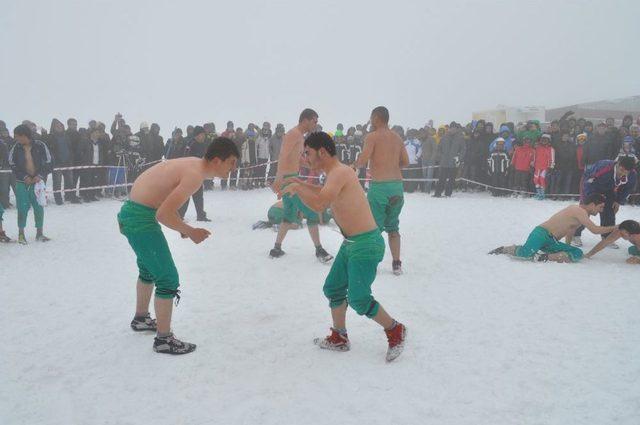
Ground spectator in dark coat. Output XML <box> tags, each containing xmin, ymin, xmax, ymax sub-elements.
<box><xmin>178</xmin><ymin>126</ymin><xmax>210</xmax><ymax>221</ymax></box>
<box><xmin>583</xmin><ymin>122</ymin><xmax>615</xmax><ymax>167</ymax></box>
<box><xmin>78</xmin><ymin>127</ymin><xmax>108</xmax><ymax>202</ymax></box>
<box><xmin>46</xmin><ymin>119</ymin><xmax>80</xmax><ymax>204</ymax></box>
<box><xmin>434</xmin><ymin>123</ymin><xmax>466</xmax><ymax>197</ymax></box>
<box><xmin>9</xmin><ymin>124</ymin><xmax>52</xmax><ymax>243</ymax></box>
<box><xmin>164</xmin><ymin>128</ymin><xmax>187</xmax><ymax>159</ymax></box>
<box><xmin>551</xmin><ymin>132</ymin><xmax>578</xmax><ymax>196</ymax></box>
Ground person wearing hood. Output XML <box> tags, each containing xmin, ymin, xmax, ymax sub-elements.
<box><xmin>533</xmin><ymin>135</ymin><xmax>555</xmax><ymax>200</ymax></box>
<box><xmin>616</xmin><ymin>136</ymin><xmax>638</xmax><ymax>167</ymax></box>
<box><xmin>143</xmin><ymin>123</ymin><xmax>164</xmax><ymax>163</ymax></box>
<box><xmin>517</xmin><ymin>120</ymin><xmax>542</xmax><ymax>147</ymax></box>
<box><xmin>45</xmin><ymin>119</ymin><xmax>80</xmax><ymax>205</ymax></box>
<box><xmin>434</xmin><ymin>122</ymin><xmax>466</xmax><ymax>197</ymax></box>
<box><xmin>489</xmin><ymin>124</ymin><xmax>515</xmax><ymax>154</ymax></box>
<box><xmin>178</xmin><ymin>126</ymin><xmax>210</xmax><ymax>221</ymax></box>
<box><xmin>135</xmin><ymin>122</ymin><xmax>152</xmax><ymax>160</ymax></box>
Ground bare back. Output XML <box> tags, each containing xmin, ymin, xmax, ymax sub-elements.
<box><xmin>277</xmin><ymin>127</ymin><xmax>305</xmax><ymax>176</ymax></box>
<box><xmin>540</xmin><ymin>205</ymin><xmax>589</xmax><ymax>239</ymax></box>
<box><xmin>364</xmin><ymin>128</ymin><xmax>407</xmax><ymax>181</ymax></box>
<box><xmin>129</xmin><ymin>157</ymin><xmax>205</xmax><ymax>209</ymax></box>
<box><xmin>326</xmin><ymin>164</ymin><xmax>378</xmax><ymax>236</ymax></box>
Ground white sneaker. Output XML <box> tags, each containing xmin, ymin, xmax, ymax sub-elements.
<box><xmin>607</xmin><ymin>242</ymin><xmax>620</xmax><ymax>249</ymax></box>
<box><xmin>571</xmin><ymin>236</ymin><xmax>582</xmax><ymax>247</ymax></box>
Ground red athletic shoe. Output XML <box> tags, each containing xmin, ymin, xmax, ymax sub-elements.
<box><xmin>385</xmin><ymin>323</ymin><xmax>407</xmax><ymax>362</ymax></box>
<box><xmin>314</xmin><ymin>328</ymin><xmax>350</xmax><ymax>352</ymax></box>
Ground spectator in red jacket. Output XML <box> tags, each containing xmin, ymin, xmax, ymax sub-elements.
<box><xmin>533</xmin><ymin>134</ymin><xmax>555</xmax><ymax>200</ymax></box>
<box><xmin>511</xmin><ymin>137</ymin><xmax>535</xmax><ymax>193</ymax></box>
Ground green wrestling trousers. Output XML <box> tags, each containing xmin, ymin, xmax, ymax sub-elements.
<box><xmin>367</xmin><ymin>180</ymin><xmax>404</xmax><ymax>233</ymax></box>
<box><xmin>281</xmin><ymin>173</ymin><xmax>320</xmax><ymax>225</ymax></box>
<box><xmin>629</xmin><ymin>246</ymin><xmax>640</xmax><ymax>256</ymax></box>
<box><xmin>117</xmin><ymin>200</ymin><xmax>180</xmax><ymax>299</ymax></box>
<box><xmin>515</xmin><ymin>226</ymin><xmax>583</xmax><ymax>262</ymax></box>
<box><xmin>16</xmin><ymin>181</ymin><xmax>44</xmax><ymax>229</ymax></box>
<box><xmin>323</xmin><ymin>229</ymin><xmax>385</xmax><ymax>318</ymax></box>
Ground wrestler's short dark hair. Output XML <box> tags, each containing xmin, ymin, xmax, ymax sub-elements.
<box><xmin>618</xmin><ymin>156</ymin><xmax>637</xmax><ymax>171</ymax></box>
<box><xmin>304</xmin><ymin>131</ymin><xmax>336</xmax><ymax>156</ymax></box>
<box><xmin>205</xmin><ymin>137</ymin><xmax>240</xmax><ymax>161</ymax></box>
<box><xmin>372</xmin><ymin>106</ymin><xmax>389</xmax><ymax>124</ymax></box>
<box><xmin>582</xmin><ymin>193</ymin><xmax>605</xmax><ymax>206</ymax></box>
<box><xmin>13</xmin><ymin>124</ymin><xmax>32</xmax><ymax>139</ymax></box>
<box><xmin>299</xmin><ymin>108</ymin><xmax>318</xmax><ymax>123</ymax></box>
<box><xmin>619</xmin><ymin>220</ymin><xmax>640</xmax><ymax>235</ymax></box>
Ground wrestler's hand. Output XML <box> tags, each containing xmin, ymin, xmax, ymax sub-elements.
<box><xmin>613</xmin><ymin>202</ymin><xmax>620</xmax><ymax>214</ymax></box>
<box><xmin>626</xmin><ymin>256</ymin><xmax>640</xmax><ymax>264</ymax></box>
<box><xmin>187</xmin><ymin>227</ymin><xmax>211</xmax><ymax>244</ymax></box>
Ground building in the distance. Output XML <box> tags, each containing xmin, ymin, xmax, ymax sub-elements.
<box><xmin>472</xmin><ymin>105</ymin><xmax>546</xmax><ymax>126</ymax></box>
<box><xmin>545</xmin><ymin>95</ymin><xmax>640</xmax><ymax>123</ymax></box>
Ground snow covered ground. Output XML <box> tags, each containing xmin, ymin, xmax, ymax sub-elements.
<box><xmin>2</xmin><ymin>189</ymin><xmax>639</xmax><ymax>425</ymax></box>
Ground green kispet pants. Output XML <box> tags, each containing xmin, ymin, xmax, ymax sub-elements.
<box><xmin>367</xmin><ymin>180</ymin><xmax>404</xmax><ymax>233</ymax></box>
<box><xmin>323</xmin><ymin>229</ymin><xmax>385</xmax><ymax>318</ymax></box>
<box><xmin>16</xmin><ymin>182</ymin><xmax>44</xmax><ymax>229</ymax></box>
<box><xmin>281</xmin><ymin>173</ymin><xmax>320</xmax><ymax>225</ymax></box>
<box><xmin>628</xmin><ymin>246</ymin><xmax>640</xmax><ymax>256</ymax></box>
<box><xmin>117</xmin><ymin>200</ymin><xmax>180</xmax><ymax>299</ymax></box>
<box><xmin>515</xmin><ymin>226</ymin><xmax>583</xmax><ymax>262</ymax></box>
<box><xmin>0</xmin><ymin>201</ymin><xmax>4</xmax><ymax>222</ymax></box>
<box><xmin>268</xmin><ymin>205</ymin><xmax>330</xmax><ymax>225</ymax></box>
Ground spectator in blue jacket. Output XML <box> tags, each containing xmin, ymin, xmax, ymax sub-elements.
<box><xmin>571</xmin><ymin>157</ymin><xmax>637</xmax><ymax>248</ymax></box>
<box><xmin>8</xmin><ymin>124</ymin><xmax>52</xmax><ymax>244</ymax></box>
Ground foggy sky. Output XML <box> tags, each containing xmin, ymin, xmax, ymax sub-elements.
<box><xmin>2</xmin><ymin>0</ymin><xmax>639</xmax><ymax>135</ymax></box>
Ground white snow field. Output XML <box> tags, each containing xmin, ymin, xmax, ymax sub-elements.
<box><xmin>2</xmin><ymin>189</ymin><xmax>639</xmax><ymax>425</ymax></box>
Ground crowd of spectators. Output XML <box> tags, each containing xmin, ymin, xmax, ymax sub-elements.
<box><xmin>1</xmin><ymin>111</ymin><xmax>640</xmax><ymax>242</ymax></box>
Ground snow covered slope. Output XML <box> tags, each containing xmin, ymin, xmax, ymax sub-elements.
<box><xmin>2</xmin><ymin>190</ymin><xmax>639</xmax><ymax>425</ymax></box>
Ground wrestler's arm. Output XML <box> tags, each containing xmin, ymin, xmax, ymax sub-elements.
<box><xmin>283</xmin><ymin>169</ymin><xmax>346</xmax><ymax>212</ymax></box>
<box><xmin>272</xmin><ymin>134</ymin><xmax>296</xmax><ymax>192</ymax></box>
<box><xmin>577</xmin><ymin>211</ymin><xmax>617</xmax><ymax>236</ymax></box>
<box><xmin>585</xmin><ymin>230</ymin><xmax>621</xmax><ymax>258</ymax></box>
<box><xmin>156</xmin><ymin>173</ymin><xmax>211</xmax><ymax>242</ymax></box>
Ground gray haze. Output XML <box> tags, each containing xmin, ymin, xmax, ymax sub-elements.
<box><xmin>2</xmin><ymin>0</ymin><xmax>639</xmax><ymax>134</ymax></box>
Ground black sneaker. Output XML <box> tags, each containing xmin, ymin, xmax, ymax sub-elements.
<box><xmin>36</xmin><ymin>234</ymin><xmax>51</xmax><ymax>242</ymax></box>
<box><xmin>488</xmin><ymin>246</ymin><xmax>504</xmax><ymax>255</ymax></box>
<box><xmin>153</xmin><ymin>333</ymin><xmax>196</xmax><ymax>355</ymax></box>
<box><xmin>315</xmin><ymin>247</ymin><xmax>333</xmax><ymax>263</ymax></box>
<box><xmin>0</xmin><ymin>231</ymin><xmax>12</xmax><ymax>243</ymax></box>
<box><xmin>269</xmin><ymin>246</ymin><xmax>285</xmax><ymax>258</ymax></box>
<box><xmin>130</xmin><ymin>313</ymin><xmax>157</xmax><ymax>332</ymax></box>
<box><xmin>534</xmin><ymin>253</ymin><xmax>549</xmax><ymax>262</ymax></box>
<box><xmin>392</xmin><ymin>260</ymin><xmax>403</xmax><ymax>275</ymax></box>
<box><xmin>197</xmin><ymin>216</ymin><xmax>212</xmax><ymax>222</ymax></box>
